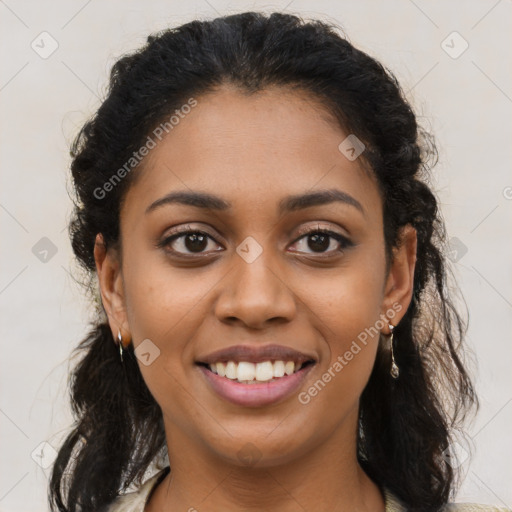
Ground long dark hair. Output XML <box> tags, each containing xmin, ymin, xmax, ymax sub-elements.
<box><xmin>50</xmin><ymin>11</ymin><xmax>478</xmax><ymax>512</ymax></box>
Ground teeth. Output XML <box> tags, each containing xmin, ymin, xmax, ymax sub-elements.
<box><xmin>255</xmin><ymin>361</ymin><xmax>274</xmax><ymax>381</ymax></box>
<box><xmin>216</xmin><ymin>362</ymin><xmax>226</xmax><ymax>377</ymax></box>
<box><xmin>238</xmin><ymin>361</ymin><xmax>256</xmax><ymax>381</ymax></box>
<box><xmin>225</xmin><ymin>361</ymin><xmax>237</xmax><ymax>380</ymax></box>
<box><xmin>207</xmin><ymin>360</ymin><xmax>305</xmax><ymax>382</ymax></box>
<box><xmin>273</xmin><ymin>360</ymin><xmax>285</xmax><ymax>377</ymax></box>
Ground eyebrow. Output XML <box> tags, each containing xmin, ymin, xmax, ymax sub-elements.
<box><xmin>145</xmin><ymin>188</ymin><xmax>365</xmax><ymax>217</ymax></box>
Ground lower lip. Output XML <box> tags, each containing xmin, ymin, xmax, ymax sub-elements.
<box><xmin>197</xmin><ymin>364</ymin><xmax>315</xmax><ymax>407</ymax></box>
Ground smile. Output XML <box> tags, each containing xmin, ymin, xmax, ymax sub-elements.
<box><xmin>197</xmin><ymin>360</ymin><xmax>316</xmax><ymax>407</ymax></box>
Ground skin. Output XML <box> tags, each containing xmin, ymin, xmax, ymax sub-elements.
<box><xmin>94</xmin><ymin>85</ymin><xmax>417</xmax><ymax>512</ymax></box>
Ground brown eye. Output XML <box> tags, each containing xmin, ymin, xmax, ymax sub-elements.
<box><xmin>290</xmin><ymin>228</ymin><xmax>353</xmax><ymax>255</ymax></box>
<box><xmin>158</xmin><ymin>229</ymin><xmax>222</xmax><ymax>256</ymax></box>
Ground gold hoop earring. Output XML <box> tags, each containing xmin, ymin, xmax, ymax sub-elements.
<box><xmin>388</xmin><ymin>323</ymin><xmax>399</xmax><ymax>379</ymax></box>
<box><xmin>117</xmin><ymin>329</ymin><xmax>124</xmax><ymax>363</ymax></box>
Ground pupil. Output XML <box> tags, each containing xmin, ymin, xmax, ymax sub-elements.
<box><xmin>309</xmin><ymin>233</ymin><xmax>329</xmax><ymax>252</ymax></box>
<box><xmin>185</xmin><ymin>233</ymin><xmax>207</xmax><ymax>252</ymax></box>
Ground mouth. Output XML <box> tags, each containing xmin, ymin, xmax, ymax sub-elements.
<box><xmin>195</xmin><ymin>344</ymin><xmax>317</xmax><ymax>406</ymax></box>
<box><xmin>195</xmin><ymin>359</ymin><xmax>316</xmax><ymax>408</ymax></box>
<box><xmin>195</xmin><ymin>359</ymin><xmax>316</xmax><ymax>384</ymax></box>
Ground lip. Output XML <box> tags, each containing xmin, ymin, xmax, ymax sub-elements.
<box><xmin>198</xmin><ymin>362</ymin><xmax>315</xmax><ymax>407</ymax></box>
<box><xmin>196</xmin><ymin>344</ymin><xmax>316</xmax><ymax>366</ymax></box>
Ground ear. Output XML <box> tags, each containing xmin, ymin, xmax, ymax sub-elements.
<box><xmin>94</xmin><ymin>233</ymin><xmax>131</xmax><ymax>345</ymax></box>
<box><xmin>380</xmin><ymin>224</ymin><xmax>417</xmax><ymax>333</ymax></box>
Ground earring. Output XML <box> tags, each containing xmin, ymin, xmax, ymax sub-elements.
<box><xmin>388</xmin><ymin>323</ymin><xmax>399</xmax><ymax>379</ymax></box>
<box><xmin>117</xmin><ymin>329</ymin><xmax>124</xmax><ymax>363</ymax></box>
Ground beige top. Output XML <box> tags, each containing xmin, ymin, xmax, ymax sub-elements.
<box><xmin>105</xmin><ymin>467</ymin><xmax>511</xmax><ymax>512</ymax></box>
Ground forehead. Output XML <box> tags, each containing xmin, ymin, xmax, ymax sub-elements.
<box><xmin>121</xmin><ymin>86</ymin><xmax>381</xmax><ymax>223</ymax></box>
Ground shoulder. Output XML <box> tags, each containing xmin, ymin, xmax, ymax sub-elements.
<box><xmin>105</xmin><ymin>479</ymin><xmax>511</xmax><ymax>512</ymax></box>
<box><xmin>443</xmin><ymin>504</ymin><xmax>511</xmax><ymax>512</ymax></box>
<box><xmin>384</xmin><ymin>489</ymin><xmax>511</xmax><ymax>512</ymax></box>
<box><xmin>104</xmin><ymin>467</ymin><xmax>170</xmax><ymax>512</ymax></box>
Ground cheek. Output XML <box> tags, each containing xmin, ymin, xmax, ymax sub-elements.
<box><xmin>123</xmin><ymin>246</ymin><xmax>215</xmax><ymax>342</ymax></box>
<box><xmin>305</xmin><ymin>249</ymin><xmax>386</xmax><ymax>340</ymax></box>
<box><xmin>301</xmin><ymin>250</ymin><xmax>386</xmax><ymax>397</ymax></box>
<box><xmin>315</xmin><ymin>289</ymin><xmax>382</xmax><ymax>384</ymax></box>
<box><xmin>299</xmin><ymin>294</ymin><xmax>382</xmax><ymax>419</ymax></box>
<box><xmin>121</xmin><ymin>255</ymin><xmax>218</xmax><ymax>407</ymax></box>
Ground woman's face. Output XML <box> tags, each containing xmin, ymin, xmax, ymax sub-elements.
<box><xmin>96</xmin><ymin>86</ymin><xmax>416</xmax><ymax>468</ymax></box>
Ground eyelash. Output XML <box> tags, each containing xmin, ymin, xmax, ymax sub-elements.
<box><xmin>156</xmin><ymin>225</ymin><xmax>353</xmax><ymax>258</ymax></box>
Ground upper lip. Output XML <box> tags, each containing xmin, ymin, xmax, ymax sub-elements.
<box><xmin>196</xmin><ymin>344</ymin><xmax>317</xmax><ymax>365</ymax></box>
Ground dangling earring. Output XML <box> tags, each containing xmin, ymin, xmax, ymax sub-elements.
<box><xmin>388</xmin><ymin>323</ymin><xmax>399</xmax><ymax>379</ymax></box>
<box><xmin>117</xmin><ymin>329</ymin><xmax>124</xmax><ymax>363</ymax></box>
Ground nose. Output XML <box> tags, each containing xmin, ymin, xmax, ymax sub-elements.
<box><xmin>214</xmin><ymin>246</ymin><xmax>297</xmax><ymax>329</ymax></box>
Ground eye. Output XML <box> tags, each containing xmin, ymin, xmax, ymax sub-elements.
<box><xmin>157</xmin><ymin>224</ymin><xmax>354</xmax><ymax>259</ymax></box>
<box><xmin>289</xmin><ymin>226</ymin><xmax>353</xmax><ymax>256</ymax></box>
<box><xmin>157</xmin><ymin>226</ymin><xmax>222</xmax><ymax>257</ymax></box>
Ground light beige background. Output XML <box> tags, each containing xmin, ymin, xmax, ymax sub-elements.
<box><xmin>0</xmin><ymin>0</ymin><xmax>511</xmax><ymax>510</ymax></box>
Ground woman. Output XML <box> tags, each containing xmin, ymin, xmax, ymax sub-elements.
<box><xmin>49</xmin><ymin>11</ymin><xmax>510</xmax><ymax>512</ymax></box>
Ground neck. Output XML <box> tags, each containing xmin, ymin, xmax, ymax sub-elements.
<box><xmin>146</xmin><ymin>409</ymin><xmax>385</xmax><ymax>512</ymax></box>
